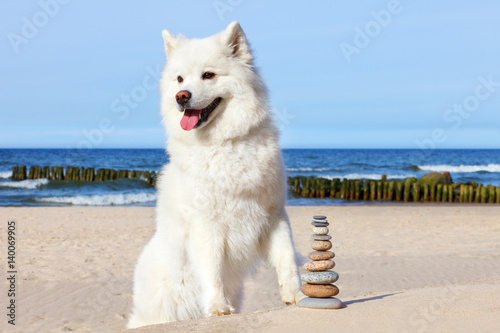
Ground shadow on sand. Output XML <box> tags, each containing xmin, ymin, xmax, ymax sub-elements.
<box><xmin>342</xmin><ymin>292</ymin><xmax>400</xmax><ymax>307</ymax></box>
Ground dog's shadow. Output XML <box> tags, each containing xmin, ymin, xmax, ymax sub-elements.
<box><xmin>296</xmin><ymin>252</ymin><xmax>309</xmax><ymax>266</ymax></box>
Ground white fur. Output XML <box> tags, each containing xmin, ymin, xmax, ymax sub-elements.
<box><xmin>128</xmin><ymin>21</ymin><xmax>300</xmax><ymax>329</ymax></box>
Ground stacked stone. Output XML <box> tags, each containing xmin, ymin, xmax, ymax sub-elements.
<box><xmin>298</xmin><ymin>215</ymin><xmax>343</xmax><ymax>309</ymax></box>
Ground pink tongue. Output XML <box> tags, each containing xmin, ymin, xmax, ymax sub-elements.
<box><xmin>180</xmin><ymin>110</ymin><xmax>201</xmax><ymax>131</ymax></box>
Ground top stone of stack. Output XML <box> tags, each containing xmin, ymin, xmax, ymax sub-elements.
<box><xmin>312</xmin><ymin>215</ymin><xmax>329</xmax><ymax>227</ymax></box>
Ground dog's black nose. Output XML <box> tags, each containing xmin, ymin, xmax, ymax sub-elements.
<box><xmin>176</xmin><ymin>90</ymin><xmax>191</xmax><ymax>106</ymax></box>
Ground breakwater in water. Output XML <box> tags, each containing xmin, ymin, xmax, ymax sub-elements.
<box><xmin>288</xmin><ymin>172</ymin><xmax>500</xmax><ymax>204</ymax></box>
<box><xmin>11</xmin><ymin>165</ymin><xmax>157</xmax><ymax>186</ymax></box>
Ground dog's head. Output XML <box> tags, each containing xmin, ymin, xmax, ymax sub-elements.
<box><xmin>159</xmin><ymin>21</ymin><xmax>269</xmax><ymax>143</ymax></box>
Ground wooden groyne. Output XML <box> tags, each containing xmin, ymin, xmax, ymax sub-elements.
<box><xmin>11</xmin><ymin>165</ymin><xmax>157</xmax><ymax>186</ymax></box>
<box><xmin>288</xmin><ymin>172</ymin><xmax>500</xmax><ymax>204</ymax></box>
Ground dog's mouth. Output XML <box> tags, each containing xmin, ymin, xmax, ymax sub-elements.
<box><xmin>180</xmin><ymin>97</ymin><xmax>222</xmax><ymax>131</ymax></box>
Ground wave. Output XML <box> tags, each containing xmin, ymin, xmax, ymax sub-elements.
<box><xmin>0</xmin><ymin>171</ymin><xmax>12</xmax><ymax>179</ymax></box>
<box><xmin>287</xmin><ymin>167</ymin><xmax>342</xmax><ymax>172</ymax></box>
<box><xmin>0</xmin><ymin>179</ymin><xmax>49</xmax><ymax>189</ymax></box>
<box><xmin>35</xmin><ymin>192</ymin><xmax>156</xmax><ymax>206</ymax></box>
<box><xmin>416</xmin><ymin>164</ymin><xmax>500</xmax><ymax>173</ymax></box>
<box><xmin>320</xmin><ymin>174</ymin><xmax>414</xmax><ymax>180</ymax></box>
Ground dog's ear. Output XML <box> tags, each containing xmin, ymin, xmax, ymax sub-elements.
<box><xmin>220</xmin><ymin>21</ymin><xmax>253</xmax><ymax>65</ymax></box>
<box><xmin>162</xmin><ymin>29</ymin><xmax>177</xmax><ymax>56</ymax></box>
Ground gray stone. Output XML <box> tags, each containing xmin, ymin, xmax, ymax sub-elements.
<box><xmin>301</xmin><ymin>271</ymin><xmax>339</xmax><ymax>284</ymax></box>
<box><xmin>313</xmin><ymin>215</ymin><xmax>327</xmax><ymax>220</ymax></box>
<box><xmin>311</xmin><ymin>221</ymin><xmax>329</xmax><ymax>227</ymax></box>
<box><xmin>298</xmin><ymin>297</ymin><xmax>343</xmax><ymax>309</ymax></box>
<box><xmin>311</xmin><ymin>234</ymin><xmax>332</xmax><ymax>241</ymax></box>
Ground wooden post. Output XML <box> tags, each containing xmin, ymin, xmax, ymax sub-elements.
<box><xmin>376</xmin><ymin>181</ymin><xmax>383</xmax><ymax>200</ymax></box>
<box><xmin>12</xmin><ymin>166</ymin><xmax>18</xmax><ymax>180</ymax></box>
<box><xmin>480</xmin><ymin>186</ymin><xmax>487</xmax><ymax>203</ymax></box>
<box><xmin>496</xmin><ymin>187</ymin><xmax>500</xmax><ymax>204</ymax></box>
<box><xmin>463</xmin><ymin>185</ymin><xmax>469</xmax><ymax>203</ymax></box>
<box><xmin>395</xmin><ymin>182</ymin><xmax>403</xmax><ymax>202</ymax></box>
<box><xmin>88</xmin><ymin>168</ymin><xmax>95</xmax><ymax>181</ymax></box>
<box><xmin>448</xmin><ymin>185</ymin><xmax>454</xmax><ymax>203</ymax></box>
<box><xmin>436</xmin><ymin>184</ymin><xmax>443</xmax><ymax>202</ymax></box>
<box><xmin>442</xmin><ymin>184</ymin><xmax>448</xmax><ymax>202</ymax></box>
<box><xmin>34</xmin><ymin>166</ymin><xmax>41</xmax><ymax>179</ymax></box>
<box><xmin>349</xmin><ymin>180</ymin><xmax>355</xmax><ymax>200</ymax></box>
<box><xmin>363</xmin><ymin>181</ymin><xmax>369</xmax><ymax>201</ymax></box>
<box><xmin>151</xmin><ymin>172</ymin><xmax>157</xmax><ymax>186</ymax></box>
<box><xmin>387</xmin><ymin>181</ymin><xmax>395</xmax><ymax>201</ymax></box>
<box><xmin>19</xmin><ymin>166</ymin><xmax>27</xmax><ymax>180</ymax></box>
<box><xmin>301</xmin><ymin>178</ymin><xmax>310</xmax><ymax>197</ymax></box>
<box><xmin>330</xmin><ymin>179</ymin><xmax>339</xmax><ymax>198</ymax></box>
<box><xmin>370</xmin><ymin>181</ymin><xmax>376</xmax><ymax>201</ymax></box>
<box><xmin>66</xmin><ymin>167</ymin><xmax>74</xmax><ymax>181</ymax></box>
<box><xmin>339</xmin><ymin>179</ymin><xmax>346</xmax><ymax>199</ymax></box>
<box><xmin>412</xmin><ymin>183</ymin><xmax>420</xmax><ymax>202</ymax></box>
<box><xmin>28</xmin><ymin>166</ymin><xmax>35</xmax><ymax>179</ymax></box>
<box><xmin>318</xmin><ymin>178</ymin><xmax>325</xmax><ymax>199</ymax></box>
<box><xmin>43</xmin><ymin>166</ymin><xmax>50</xmax><ymax>179</ymax></box>
<box><xmin>383</xmin><ymin>182</ymin><xmax>389</xmax><ymax>199</ymax></box>
<box><xmin>422</xmin><ymin>184</ymin><xmax>429</xmax><ymax>202</ymax></box>
<box><xmin>50</xmin><ymin>166</ymin><xmax>56</xmax><ymax>180</ymax></box>
<box><xmin>475</xmin><ymin>185</ymin><xmax>482</xmax><ymax>203</ymax></box>
<box><xmin>469</xmin><ymin>185</ymin><xmax>475</xmax><ymax>202</ymax></box>
<box><xmin>293</xmin><ymin>177</ymin><xmax>300</xmax><ymax>194</ymax></box>
<box><xmin>488</xmin><ymin>186</ymin><xmax>495</xmax><ymax>204</ymax></box>
<box><xmin>308</xmin><ymin>177</ymin><xmax>316</xmax><ymax>198</ymax></box>
<box><xmin>429</xmin><ymin>184</ymin><xmax>436</xmax><ymax>202</ymax></box>
<box><xmin>354</xmin><ymin>180</ymin><xmax>361</xmax><ymax>200</ymax></box>
<box><xmin>404</xmin><ymin>182</ymin><xmax>411</xmax><ymax>202</ymax></box>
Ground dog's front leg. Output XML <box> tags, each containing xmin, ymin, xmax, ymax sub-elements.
<box><xmin>190</xmin><ymin>221</ymin><xmax>235</xmax><ymax>317</ymax></box>
<box><xmin>264</xmin><ymin>213</ymin><xmax>302</xmax><ymax>305</ymax></box>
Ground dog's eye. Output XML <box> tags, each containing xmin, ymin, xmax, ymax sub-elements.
<box><xmin>177</xmin><ymin>76</ymin><xmax>183</xmax><ymax>83</ymax></box>
<box><xmin>202</xmin><ymin>72</ymin><xmax>215</xmax><ymax>80</ymax></box>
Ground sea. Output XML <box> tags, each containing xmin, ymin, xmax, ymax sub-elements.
<box><xmin>1</xmin><ymin>149</ymin><xmax>499</xmax><ymax>207</ymax></box>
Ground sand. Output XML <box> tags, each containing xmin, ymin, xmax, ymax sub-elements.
<box><xmin>1</xmin><ymin>205</ymin><xmax>499</xmax><ymax>332</ymax></box>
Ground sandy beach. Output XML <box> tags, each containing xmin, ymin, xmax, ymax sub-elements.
<box><xmin>1</xmin><ymin>205</ymin><xmax>499</xmax><ymax>332</ymax></box>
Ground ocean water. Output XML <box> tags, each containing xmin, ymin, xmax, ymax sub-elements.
<box><xmin>1</xmin><ymin>149</ymin><xmax>499</xmax><ymax>206</ymax></box>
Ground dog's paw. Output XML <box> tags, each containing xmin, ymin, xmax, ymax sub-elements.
<box><xmin>206</xmin><ymin>303</ymin><xmax>235</xmax><ymax>317</ymax></box>
<box><xmin>280</xmin><ymin>282</ymin><xmax>302</xmax><ymax>305</ymax></box>
<box><xmin>285</xmin><ymin>291</ymin><xmax>306</xmax><ymax>305</ymax></box>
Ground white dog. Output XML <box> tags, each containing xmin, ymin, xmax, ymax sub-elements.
<box><xmin>128</xmin><ymin>21</ymin><xmax>300</xmax><ymax>328</ymax></box>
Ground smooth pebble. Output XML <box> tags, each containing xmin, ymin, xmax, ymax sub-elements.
<box><xmin>298</xmin><ymin>297</ymin><xmax>343</xmax><ymax>309</ymax></box>
<box><xmin>311</xmin><ymin>221</ymin><xmax>329</xmax><ymax>227</ymax></box>
<box><xmin>303</xmin><ymin>260</ymin><xmax>335</xmax><ymax>272</ymax></box>
<box><xmin>301</xmin><ymin>271</ymin><xmax>339</xmax><ymax>284</ymax></box>
<box><xmin>308</xmin><ymin>251</ymin><xmax>335</xmax><ymax>261</ymax></box>
<box><xmin>311</xmin><ymin>234</ymin><xmax>332</xmax><ymax>241</ymax></box>
<box><xmin>313</xmin><ymin>215</ymin><xmax>327</xmax><ymax>220</ymax></box>
<box><xmin>312</xmin><ymin>240</ymin><xmax>332</xmax><ymax>251</ymax></box>
<box><xmin>312</xmin><ymin>226</ymin><xmax>329</xmax><ymax>235</ymax></box>
<box><xmin>301</xmin><ymin>284</ymin><xmax>339</xmax><ymax>298</ymax></box>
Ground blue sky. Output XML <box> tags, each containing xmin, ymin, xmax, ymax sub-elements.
<box><xmin>1</xmin><ymin>0</ymin><xmax>499</xmax><ymax>149</ymax></box>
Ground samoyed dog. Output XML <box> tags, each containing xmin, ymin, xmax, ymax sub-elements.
<box><xmin>128</xmin><ymin>21</ymin><xmax>300</xmax><ymax>328</ymax></box>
